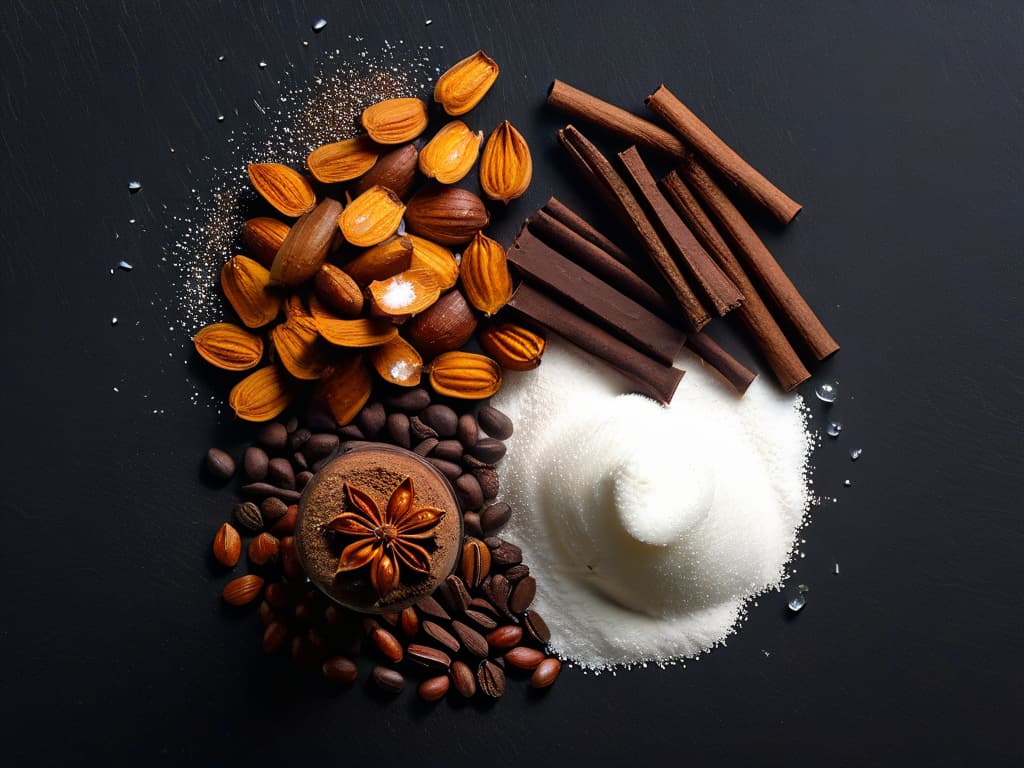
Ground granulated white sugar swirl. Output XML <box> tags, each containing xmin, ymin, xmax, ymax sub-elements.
<box><xmin>492</xmin><ymin>337</ymin><xmax>814</xmax><ymax>671</ymax></box>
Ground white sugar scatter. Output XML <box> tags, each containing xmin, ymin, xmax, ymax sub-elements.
<box><xmin>380</xmin><ymin>278</ymin><xmax>416</xmax><ymax>310</ymax></box>
<box><xmin>312</xmin><ymin>18</ymin><xmax>327</xmax><ymax>32</ymax></box>
<box><xmin>389</xmin><ymin>360</ymin><xmax>418</xmax><ymax>382</ymax></box>
<box><xmin>128</xmin><ymin>180</ymin><xmax>142</xmax><ymax>192</ymax></box>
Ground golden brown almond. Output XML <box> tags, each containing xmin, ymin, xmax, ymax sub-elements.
<box><xmin>213</xmin><ymin>522</ymin><xmax>242</xmax><ymax>567</ymax></box>
<box><xmin>314</xmin><ymin>355</ymin><xmax>373</xmax><ymax>426</ymax></box>
<box><xmin>418</xmin><ymin>121</ymin><xmax>484</xmax><ymax>185</ymax></box>
<box><xmin>338</xmin><ymin>185</ymin><xmax>406</xmax><ymax>247</ymax></box>
<box><xmin>405</xmin><ymin>289</ymin><xmax>478</xmax><ymax>359</ymax></box>
<box><xmin>223</xmin><ymin>574</ymin><xmax>265</xmax><ymax>606</ymax></box>
<box><xmin>192</xmin><ymin>322</ymin><xmax>264</xmax><ymax>371</ymax></box>
<box><xmin>361</xmin><ymin>98</ymin><xmax>429</xmax><ymax>145</ymax></box>
<box><xmin>367</xmin><ymin>268</ymin><xmax>441</xmax><ymax>317</ymax></box>
<box><xmin>434</xmin><ymin>50</ymin><xmax>499</xmax><ymax>116</ymax></box>
<box><xmin>479</xmin><ymin>120</ymin><xmax>533</xmax><ymax>203</ymax></box>
<box><xmin>307</xmin><ymin>294</ymin><xmax>344</xmax><ymax>323</ymax></box>
<box><xmin>407</xmin><ymin>235</ymin><xmax>459</xmax><ymax>290</ymax></box>
<box><xmin>270</xmin><ymin>197</ymin><xmax>344</xmax><ymax>286</ymax></box>
<box><xmin>283</xmin><ymin>293</ymin><xmax>312</xmax><ymax>320</ymax></box>
<box><xmin>314</xmin><ymin>264</ymin><xmax>364</xmax><ymax>317</ymax></box>
<box><xmin>307</xmin><ymin>135</ymin><xmax>378</xmax><ymax>183</ymax></box>
<box><xmin>242</xmin><ymin>217</ymin><xmax>291</xmax><ymax>266</ymax></box>
<box><xmin>478</xmin><ymin>321</ymin><xmax>546</xmax><ymax>371</ymax></box>
<box><xmin>352</xmin><ymin>143</ymin><xmax>419</xmax><ymax>199</ymax></box>
<box><xmin>228</xmin><ymin>365</ymin><xmax>295</xmax><ymax>422</ymax></box>
<box><xmin>316</xmin><ymin>316</ymin><xmax>399</xmax><ymax>348</ymax></box>
<box><xmin>343</xmin><ymin>236</ymin><xmax>413</xmax><ymax>286</ymax></box>
<box><xmin>427</xmin><ymin>351</ymin><xmax>502</xmax><ymax>399</ymax></box>
<box><xmin>459</xmin><ymin>231</ymin><xmax>513</xmax><ymax>316</ymax></box>
<box><xmin>248</xmin><ymin>532</ymin><xmax>280</xmax><ymax>566</ymax></box>
<box><xmin>220</xmin><ymin>255</ymin><xmax>281</xmax><ymax>329</ymax></box>
<box><xmin>270</xmin><ymin>316</ymin><xmax>328</xmax><ymax>380</ymax></box>
<box><xmin>368</xmin><ymin>335</ymin><xmax>423</xmax><ymax>387</ymax></box>
<box><xmin>247</xmin><ymin>163</ymin><xmax>316</xmax><ymax>217</ymax></box>
<box><xmin>405</xmin><ymin>185</ymin><xmax>490</xmax><ymax>246</ymax></box>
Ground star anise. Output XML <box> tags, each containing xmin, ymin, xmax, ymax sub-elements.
<box><xmin>324</xmin><ymin>476</ymin><xmax>444</xmax><ymax>599</ymax></box>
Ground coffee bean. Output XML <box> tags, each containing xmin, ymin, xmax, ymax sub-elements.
<box><xmin>379</xmin><ymin>610</ymin><xmax>400</xmax><ymax>628</ymax></box>
<box><xmin>530</xmin><ymin>658</ymin><xmax>561</xmax><ymax>689</ymax></box>
<box><xmin>263</xmin><ymin>621</ymin><xmax>289</xmax><ymax>654</ymax></box>
<box><xmin>304</xmin><ymin>402</ymin><xmax>337</xmax><ymax>432</ymax></box>
<box><xmin>427</xmin><ymin>458</ymin><xmax>462</xmax><ymax>481</ymax></box>
<box><xmin>205</xmin><ymin>448</ymin><xmax>236</xmax><ymax>480</ymax></box>
<box><xmin>264</xmin><ymin>582</ymin><xmax>290</xmax><ymax>610</ymax></box>
<box><xmin>451</xmin><ymin>620</ymin><xmax>489</xmax><ymax>658</ymax></box>
<box><xmin>478</xmin><ymin>406</ymin><xmax>513</xmax><ymax>440</ymax></box>
<box><xmin>415</xmin><ymin>595</ymin><xmax>451</xmax><ymax>621</ymax></box>
<box><xmin>386</xmin><ymin>387</ymin><xmax>431</xmax><ymax>412</ymax></box>
<box><xmin>242</xmin><ymin>483</ymin><xmax>302</xmax><ymax>502</ymax></box>
<box><xmin>279</xmin><ymin>535</ymin><xmax>302</xmax><ymax>579</ymax></box>
<box><xmin>296</xmin><ymin>470</ymin><xmax>314</xmax><ymax>490</ymax></box>
<box><xmin>489</xmin><ymin>539</ymin><xmax>523</xmax><ymax>567</ymax></box>
<box><xmin>484</xmin><ymin>574</ymin><xmax>512</xmax><ymax>618</ymax></box>
<box><xmin>508</xmin><ymin>576</ymin><xmax>536</xmax><ymax>614</ymax></box>
<box><xmin>271</xmin><ymin>505</ymin><xmax>298</xmax><ymax>535</ymax></box>
<box><xmin>450</xmin><ymin>660</ymin><xmax>476</xmax><ymax>698</ymax></box>
<box><xmin>409</xmin><ymin>416</ymin><xmax>438</xmax><ymax>441</ymax></box>
<box><xmin>505</xmin><ymin>646</ymin><xmax>545</xmax><ymax>670</ymax></box>
<box><xmin>522</xmin><ymin>610</ymin><xmax>551</xmax><ymax>644</ymax></box>
<box><xmin>486</xmin><ymin>625</ymin><xmax>523</xmax><ymax>650</ymax></box>
<box><xmin>463</xmin><ymin>511</ymin><xmax>484</xmax><ymax>539</ymax></box>
<box><xmin>385</xmin><ymin>412</ymin><xmax>411</xmax><ymax>448</ymax></box>
<box><xmin>362</xmin><ymin>617</ymin><xmax>382</xmax><ymax>637</ymax></box>
<box><xmin>357</xmin><ymin>402</ymin><xmax>386</xmax><ymax>438</ymax></box>
<box><xmin>456</xmin><ymin>413</ymin><xmax>478</xmax><ymax>448</ymax></box>
<box><xmin>422</xmin><ymin>621</ymin><xmax>461</xmax><ymax>654</ymax></box>
<box><xmin>292</xmin><ymin>451</ymin><xmax>308</xmax><ymax>471</ymax></box>
<box><xmin>454</xmin><ymin>473</ymin><xmax>484</xmax><ymax>510</ymax></box>
<box><xmin>400</xmin><ymin>606</ymin><xmax>419</xmax><ymax>638</ymax></box>
<box><xmin>480</xmin><ymin>502</ymin><xmax>511</xmax><ymax>534</ymax></box>
<box><xmin>284</xmin><ymin>416</ymin><xmax>299</xmax><ymax>433</ymax></box>
<box><xmin>463</xmin><ymin>609</ymin><xmax>498</xmax><ymax>631</ymax></box>
<box><xmin>371</xmin><ymin>665</ymin><xmax>404</xmax><ymax>693</ymax></box>
<box><xmin>288</xmin><ymin>427</ymin><xmax>311</xmax><ymax>451</ymax></box>
<box><xmin>476</xmin><ymin>659</ymin><xmax>506</xmax><ymax>698</ymax></box>
<box><xmin>460</xmin><ymin>537</ymin><xmax>491</xmax><ymax>588</ymax></box>
<box><xmin>337</xmin><ymin>424</ymin><xmax>365</xmax><ymax>440</ymax></box>
<box><xmin>234</xmin><ymin>501</ymin><xmax>264</xmax><ymax>532</ymax></box>
<box><xmin>243</xmin><ymin>446</ymin><xmax>270</xmax><ymax>481</ymax></box>
<box><xmin>474</xmin><ymin>466</ymin><xmax>499</xmax><ymax>500</ymax></box>
<box><xmin>503</xmin><ymin>564</ymin><xmax>530</xmax><ymax>583</ymax></box>
<box><xmin>418</xmin><ymin>675</ymin><xmax>450</xmax><ymax>702</ymax></box>
<box><xmin>322</xmin><ymin>655</ymin><xmax>358</xmax><ymax>684</ymax></box>
<box><xmin>438</xmin><ymin>574</ymin><xmax>471</xmax><ymax>614</ymax></box>
<box><xmin>421</xmin><ymin>404</ymin><xmax>458</xmax><ymax>437</ymax></box>
<box><xmin>413</xmin><ymin>437</ymin><xmax>439</xmax><ymax>457</ymax></box>
<box><xmin>257</xmin><ymin>422</ymin><xmax>289</xmax><ymax>451</ymax></box>
<box><xmin>407</xmin><ymin>643</ymin><xmax>452</xmax><ymax>671</ymax></box>
<box><xmin>469</xmin><ymin>438</ymin><xmax>506</xmax><ymax>464</ymax></box>
<box><xmin>462</xmin><ymin>454</ymin><xmax>491</xmax><ymax>471</ymax></box>
<box><xmin>371</xmin><ymin>627</ymin><xmax>404</xmax><ymax>663</ymax></box>
<box><xmin>260</xmin><ymin>496</ymin><xmax>288</xmax><ymax>522</ymax></box>
<box><xmin>468</xmin><ymin>597</ymin><xmax>498</xmax><ymax>618</ymax></box>
<box><xmin>267</xmin><ymin>457</ymin><xmax>296</xmax><ymax>490</ymax></box>
<box><xmin>305</xmin><ymin>432</ymin><xmax>339</xmax><ymax>457</ymax></box>
<box><xmin>430</xmin><ymin>439</ymin><xmax>464</xmax><ymax>463</ymax></box>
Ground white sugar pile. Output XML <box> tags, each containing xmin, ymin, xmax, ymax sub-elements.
<box><xmin>492</xmin><ymin>337</ymin><xmax>814</xmax><ymax>671</ymax></box>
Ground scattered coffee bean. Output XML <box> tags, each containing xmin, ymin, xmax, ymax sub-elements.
<box><xmin>463</xmin><ymin>511</ymin><xmax>484</xmax><ymax>539</ymax></box>
<box><xmin>484</xmin><ymin>574</ymin><xmax>512</xmax><ymax>619</ymax></box>
<box><xmin>503</xmin><ymin>564</ymin><xmax>530</xmax><ymax>583</ymax></box>
<box><xmin>473</xmin><ymin>466</ymin><xmax>499</xmax><ymax>500</ymax></box>
<box><xmin>304</xmin><ymin>402</ymin><xmax>337</xmax><ymax>432</ymax></box>
<box><xmin>264</xmin><ymin>582</ymin><xmax>289</xmax><ymax>610</ymax></box>
<box><xmin>371</xmin><ymin>627</ymin><xmax>404</xmax><ymax>663</ymax></box>
<box><xmin>478</xmin><ymin>405</ymin><xmax>513</xmax><ymax>440</ymax></box>
<box><xmin>418</xmin><ymin>675</ymin><xmax>450</xmax><ymax>702</ymax></box>
<box><xmin>530</xmin><ymin>658</ymin><xmax>561</xmax><ymax>689</ymax></box>
<box><xmin>438</xmin><ymin>574</ymin><xmax>471</xmax><ymax>614</ymax></box>
<box><xmin>451</xmin><ymin>620</ymin><xmax>489</xmax><ymax>658</ymax></box>
<box><xmin>305</xmin><ymin>432</ymin><xmax>339</xmax><ymax>457</ymax></box>
<box><xmin>406</xmin><ymin>643</ymin><xmax>452</xmax><ymax>671</ymax></box>
<box><xmin>272</xmin><ymin>506</ymin><xmax>297</xmax><ymax>536</ymax></box>
<box><xmin>463</xmin><ymin>609</ymin><xmax>498</xmax><ymax>631</ymax></box>
<box><xmin>455</xmin><ymin>473</ymin><xmax>484</xmax><ymax>510</ymax></box>
<box><xmin>522</xmin><ymin>610</ymin><xmax>551</xmax><ymax>644</ymax></box>
<box><xmin>486</xmin><ymin>625</ymin><xmax>523</xmax><ymax>650</ymax></box>
<box><xmin>470</xmin><ymin>437</ymin><xmax>506</xmax><ymax>463</ymax></box>
<box><xmin>371</xmin><ymin>665</ymin><xmax>405</xmax><ymax>693</ymax></box>
<box><xmin>460</xmin><ymin>538</ymin><xmax>491</xmax><ymax>588</ymax></box>
<box><xmin>456</xmin><ymin>413</ymin><xmax>478</xmax><ymax>448</ymax></box>
<box><xmin>450</xmin><ymin>660</ymin><xmax>477</xmax><ymax>698</ymax></box>
<box><xmin>260</xmin><ymin>496</ymin><xmax>288</xmax><ymax>522</ymax></box>
<box><xmin>284</xmin><ymin>416</ymin><xmax>299</xmax><ymax>433</ymax></box>
<box><xmin>469</xmin><ymin>597</ymin><xmax>498</xmax><ymax>618</ymax></box>
<box><xmin>508</xmin><ymin>576</ymin><xmax>536</xmax><ymax>614</ymax></box>
<box><xmin>480</xmin><ymin>502</ymin><xmax>511</xmax><ymax>534</ymax></box>
<box><xmin>504</xmin><ymin>646</ymin><xmax>545</xmax><ymax>670</ymax></box>
<box><xmin>241</xmin><ymin>482</ymin><xmax>302</xmax><ymax>502</ymax></box>
<box><xmin>337</xmin><ymin>424</ymin><xmax>365</xmax><ymax>440</ymax></box>
<box><xmin>489</xmin><ymin>539</ymin><xmax>523</xmax><ymax>567</ymax></box>
<box><xmin>415</xmin><ymin>594</ymin><xmax>451</xmax><ymax>622</ymax></box>
<box><xmin>243</xmin><ymin>446</ymin><xmax>270</xmax><ymax>481</ymax></box>
<box><xmin>288</xmin><ymin>427</ymin><xmax>311</xmax><ymax>451</ymax></box>
<box><xmin>430</xmin><ymin>439</ymin><xmax>464</xmax><ymax>463</ymax></box>
<box><xmin>292</xmin><ymin>451</ymin><xmax>308</xmax><ymax>471</ymax></box>
<box><xmin>279</xmin><ymin>535</ymin><xmax>302</xmax><ymax>579</ymax></box>
<box><xmin>409</xmin><ymin>416</ymin><xmax>438</xmax><ymax>441</ymax></box>
<box><xmin>462</xmin><ymin>454</ymin><xmax>491</xmax><ymax>471</ymax></box>
<box><xmin>427</xmin><ymin>457</ymin><xmax>462</xmax><ymax>481</ymax></box>
<box><xmin>234</xmin><ymin>501</ymin><xmax>264</xmax><ymax>532</ymax></box>
<box><xmin>400</xmin><ymin>606</ymin><xmax>419</xmax><ymax>638</ymax></box>
<box><xmin>263</xmin><ymin>621</ymin><xmax>289</xmax><ymax>654</ymax></box>
<box><xmin>413</xmin><ymin>437</ymin><xmax>439</xmax><ymax>457</ymax></box>
<box><xmin>385</xmin><ymin>412</ymin><xmax>411</xmax><ymax>448</ymax></box>
<box><xmin>379</xmin><ymin>610</ymin><xmax>400</xmax><ymax>628</ymax></box>
<box><xmin>248</xmin><ymin>532</ymin><xmax>280</xmax><ymax>566</ymax></box>
<box><xmin>421</xmin><ymin>404</ymin><xmax>458</xmax><ymax>437</ymax></box>
<box><xmin>257</xmin><ymin>422</ymin><xmax>289</xmax><ymax>451</ymax></box>
<box><xmin>296</xmin><ymin>470</ymin><xmax>314</xmax><ymax>489</ymax></box>
<box><xmin>476</xmin><ymin>659</ymin><xmax>506</xmax><ymax>698</ymax></box>
<box><xmin>206</xmin><ymin>448</ymin><xmax>236</xmax><ymax>480</ymax></box>
<box><xmin>422</xmin><ymin>621</ymin><xmax>461</xmax><ymax>654</ymax></box>
<box><xmin>357</xmin><ymin>402</ymin><xmax>386</xmax><ymax>438</ymax></box>
<box><xmin>322</xmin><ymin>655</ymin><xmax>358</xmax><ymax>684</ymax></box>
<box><xmin>267</xmin><ymin>458</ymin><xmax>296</xmax><ymax>490</ymax></box>
<box><xmin>386</xmin><ymin>387</ymin><xmax>431</xmax><ymax>412</ymax></box>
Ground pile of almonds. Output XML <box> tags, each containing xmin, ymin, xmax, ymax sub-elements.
<box><xmin>192</xmin><ymin>50</ymin><xmax>543</xmax><ymax>425</ymax></box>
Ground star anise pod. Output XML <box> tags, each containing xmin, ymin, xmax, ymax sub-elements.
<box><xmin>325</xmin><ymin>476</ymin><xmax>444</xmax><ymax>598</ymax></box>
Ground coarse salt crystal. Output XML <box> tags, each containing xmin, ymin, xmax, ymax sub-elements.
<box><xmin>381</xmin><ymin>278</ymin><xmax>416</xmax><ymax>310</ymax></box>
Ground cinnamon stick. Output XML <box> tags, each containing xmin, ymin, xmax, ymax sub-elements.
<box><xmin>542</xmin><ymin>197</ymin><xmax>646</xmax><ymax>275</ymax></box>
<box><xmin>675</xmin><ymin>157</ymin><xmax>839</xmax><ymax>362</ymax></box>
<box><xmin>557</xmin><ymin>125</ymin><xmax>711</xmax><ymax>332</ymax></box>
<box><xmin>684</xmin><ymin>332</ymin><xmax>757</xmax><ymax>394</ymax></box>
<box><xmin>646</xmin><ymin>84</ymin><xmax>802</xmax><ymax>224</ymax></box>
<box><xmin>509</xmin><ymin>227</ymin><xmax>686</xmax><ymax>366</ymax></box>
<box><xmin>617</xmin><ymin>146</ymin><xmax>743</xmax><ymax>316</ymax></box>
<box><xmin>507</xmin><ymin>282</ymin><xmax>685</xmax><ymax>404</ymax></box>
<box><xmin>660</xmin><ymin>170</ymin><xmax>811</xmax><ymax>390</ymax></box>
<box><xmin>526</xmin><ymin>209</ymin><xmax>676</xmax><ymax>320</ymax></box>
<box><xmin>547</xmin><ymin>80</ymin><xmax>688</xmax><ymax>158</ymax></box>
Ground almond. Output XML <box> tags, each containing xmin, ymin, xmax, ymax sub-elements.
<box><xmin>283</xmin><ymin>293</ymin><xmax>312</xmax><ymax>320</ymax></box>
<box><xmin>316</xmin><ymin>316</ymin><xmax>399</xmax><ymax>348</ymax></box>
<box><xmin>479</xmin><ymin>120</ymin><xmax>532</xmax><ymax>204</ymax></box>
<box><xmin>307</xmin><ymin>135</ymin><xmax>378</xmax><ymax>183</ymax></box>
<box><xmin>367</xmin><ymin>268</ymin><xmax>441</xmax><ymax>317</ymax></box>
<box><xmin>427</xmin><ymin>351</ymin><xmax>502</xmax><ymax>399</ymax></box>
<box><xmin>228</xmin><ymin>365</ymin><xmax>295</xmax><ymax>422</ymax></box>
<box><xmin>361</xmin><ymin>98</ymin><xmax>429</xmax><ymax>145</ymax></box>
<box><xmin>434</xmin><ymin>50</ymin><xmax>499</xmax><ymax>116</ymax></box>
<box><xmin>192</xmin><ymin>322</ymin><xmax>264</xmax><ymax>371</ymax></box>
<box><xmin>270</xmin><ymin>316</ymin><xmax>328</xmax><ymax>380</ymax></box>
<box><xmin>338</xmin><ymin>185</ymin><xmax>406</xmax><ymax>247</ymax></box>
<box><xmin>368</xmin><ymin>335</ymin><xmax>424</xmax><ymax>387</ymax></box>
<box><xmin>314</xmin><ymin>264</ymin><xmax>364</xmax><ymax>317</ymax></box>
<box><xmin>459</xmin><ymin>231</ymin><xmax>513</xmax><ymax>316</ymax></box>
<box><xmin>242</xmin><ymin>217</ymin><xmax>290</xmax><ymax>266</ymax></box>
<box><xmin>308</xmin><ymin>294</ymin><xmax>344</xmax><ymax>323</ymax></box>
<box><xmin>220</xmin><ymin>255</ymin><xmax>281</xmax><ymax>329</ymax></box>
<box><xmin>418</xmin><ymin>121</ymin><xmax>483</xmax><ymax>185</ymax></box>
<box><xmin>315</xmin><ymin>355</ymin><xmax>373</xmax><ymax>426</ymax></box>
<box><xmin>407</xmin><ymin>235</ymin><xmax>459</xmax><ymax>290</ymax></box>
<box><xmin>478</xmin><ymin>321</ymin><xmax>546</xmax><ymax>371</ymax></box>
<box><xmin>213</xmin><ymin>522</ymin><xmax>242</xmax><ymax>567</ymax></box>
<box><xmin>405</xmin><ymin>185</ymin><xmax>490</xmax><ymax>246</ymax></box>
<box><xmin>352</xmin><ymin>143</ymin><xmax>419</xmax><ymax>199</ymax></box>
<box><xmin>270</xmin><ymin>197</ymin><xmax>344</xmax><ymax>286</ymax></box>
<box><xmin>223</xmin><ymin>574</ymin><xmax>265</xmax><ymax>606</ymax></box>
<box><xmin>405</xmin><ymin>289</ymin><xmax>478</xmax><ymax>359</ymax></box>
<box><xmin>247</xmin><ymin>163</ymin><xmax>316</xmax><ymax>218</ymax></box>
<box><xmin>343</xmin><ymin>236</ymin><xmax>413</xmax><ymax>286</ymax></box>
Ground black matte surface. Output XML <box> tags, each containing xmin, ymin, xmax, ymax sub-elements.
<box><xmin>1</xmin><ymin>2</ymin><xmax>1021</xmax><ymax>765</ymax></box>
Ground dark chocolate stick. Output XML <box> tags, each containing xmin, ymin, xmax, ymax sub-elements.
<box><xmin>542</xmin><ymin>197</ymin><xmax>643</xmax><ymax>274</ymax></box>
<box><xmin>618</xmin><ymin>146</ymin><xmax>744</xmax><ymax>316</ymax></box>
<box><xmin>507</xmin><ymin>283</ymin><xmax>684</xmax><ymax>404</ymax></box>
<box><xmin>508</xmin><ymin>228</ymin><xmax>686</xmax><ymax>366</ymax></box>
<box><xmin>684</xmin><ymin>332</ymin><xmax>757</xmax><ymax>394</ymax></box>
<box><xmin>558</xmin><ymin>125</ymin><xmax>711</xmax><ymax>331</ymax></box>
<box><xmin>660</xmin><ymin>170</ymin><xmax>811</xmax><ymax>391</ymax></box>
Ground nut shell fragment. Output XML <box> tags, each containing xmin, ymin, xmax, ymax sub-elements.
<box><xmin>405</xmin><ymin>185</ymin><xmax>490</xmax><ymax>246</ymax></box>
<box><xmin>271</xmin><ymin>316</ymin><xmax>328</xmax><ymax>380</ymax></box>
<box><xmin>193</xmin><ymin>322</ymin><xmax>264</xmax><ymax>371</ymax></box>
<box><xmin>314</xmin><ymin>264</ymin><xmax>364</xmax><ymax>318</ymax></box>
<box><xmin>242</xmin><ymin>217</ymin><xmax>290</xmax><ymax>266</ymax></box>
<box><xmin>228</xmin><ymin>365</ymin><xmax>295</xmax><ymax>422</ymax></box>
<box><xmin>343</xmin><ymin>236</ymin><xmax>413</xmax><ymax>286</ymax></box>
<box><xmin>352</xmin><ymin>143</ymin><xmax>419</xmax><ymax>199</ymax></box>
<box><xmin>434</xmin><ymin>51</ymin><xmax>499</xmax><ymax>116</ymax></box>
<box><xmin>408</xmin><ymin>236</ymin><xmax>459</xmax><ymax>290</ymax></box>
<box><xmin>315</xmin><ymin>355</ymin><xmax>373</xmax><ymax>426</ymax></box>
<box><xmin>316</xmin><ymin>316</ymin><xmax>399</xmax><ymax>348</ymax></box>
<box><xmin>247</xmin><ymin>163</ymin><xmax>316</xmax><ymax>218</ymax></box>
<box><xmin>368</xmin><ymin>335</ymin><xmax>423</xmax><ymax>387</ymax></box>
<box><xmin>220</xmin><ymin>255</ymin><xmax>281</xmax><ymax>329</ymax></box>
<box><xmin>478</xmin><ymin>322</ymin><xmax>546</xmax><ymax>371</ymax></box>
<box><xmin>459</xmin><ymin>231</ymin><xmax>512</xmax><ymax>316</ymax></box>
<box><xmin>479</xmin><ymin>120</ymin><xmax>533</xmax><ymax>204</ymax></box>
<box><xmin>418</xmin><ymin>121</ymin><xmax>483</xmax><ymax>184</ymax></box>
<box><xmin>427</xmin><ymin>351</ymin><xmax>502</xmax><ymax>399</ymax></box>
<box><xmin>270</xmin><ymin>198</ymin><xmax>344</xmax><ymax>286</ymax></box>
<box><xmin>361</xmin><ymin>98</ymin><xmax>429</xmax><ymax>145</ymax></box>
<box><xmin>338</xmin><ymin>185</ymin><xmax>406</xmax><ymax>247</ymax></box>
<box><xmin>368</xmin><ymin>268</ymin><xmax>441</xmax><ymax>317</ymax></box>
<box><xmin>307</xmin><ymin>135</ymin><xmax>378</xmax><ymax>183</ymax></box>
